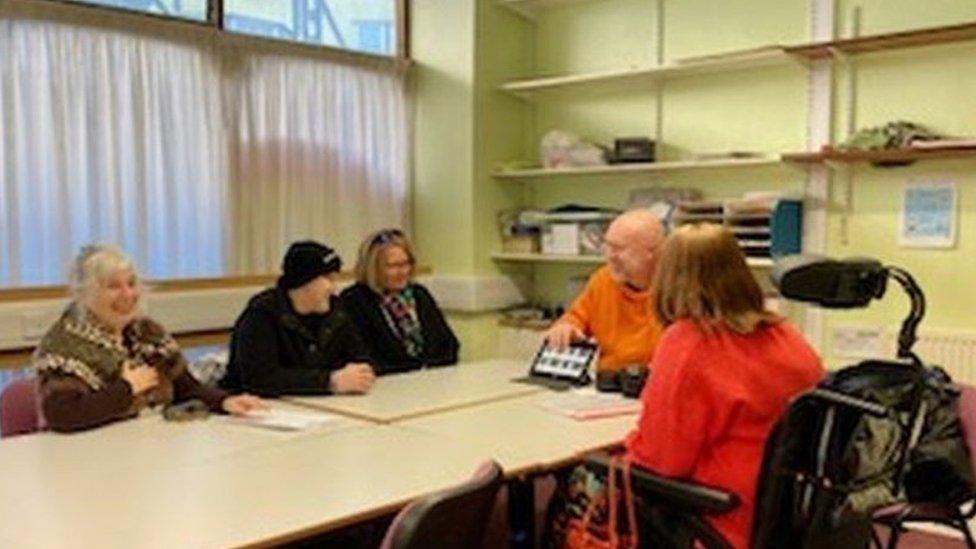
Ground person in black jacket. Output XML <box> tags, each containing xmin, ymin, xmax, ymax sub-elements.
<box><xmin>220</xmin><ymin>241</ymin><xmax>375</xmax><ymax>396</ymax></box>
<box><xmin>340</xmin><ymin>229</ymin><xmax>459</xmax><ymax>375</ymax></box>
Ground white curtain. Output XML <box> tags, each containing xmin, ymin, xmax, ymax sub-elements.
<box><xmin>0</xmin><ymin>13</ymin><xmax>410</xmax><ymax>285</ymax></box>
<box><xmin>230</xmin><ymin>52</ymin><xmax>410</xmax><ymax>273</ymax></box>
<box><xmin>0</xmin><ymin>17</ymin><xmax>228</xmax><ymax>285</ymax></box>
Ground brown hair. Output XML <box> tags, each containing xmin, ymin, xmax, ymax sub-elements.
<box><xmin>654</xmin><ymin>223</ymin><xmax>779</xmax><ymax>334</ymax></box>
<box><xmin>354</xmin><ymin>229</ymin><xmax>416</xmax><ymax>293</ymax></box>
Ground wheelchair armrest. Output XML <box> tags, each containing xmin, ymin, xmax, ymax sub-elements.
<box><xmin>585</xmin><ymin>453</ymin><xmax>739</xmax><ymax>514</ymax></box>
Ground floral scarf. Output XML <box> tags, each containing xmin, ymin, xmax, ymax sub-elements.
<box><xmin>380</xmin><ymin>286</ymin><xmax>425</xmax><ymax>358</ymax></box>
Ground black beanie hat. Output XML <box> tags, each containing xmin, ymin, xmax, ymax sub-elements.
<box><xmin>279</xmin><ymin>240</ymin><xmax>342</xmax><ymax>290</ymax></box>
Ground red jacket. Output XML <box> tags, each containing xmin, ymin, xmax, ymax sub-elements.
<box><xmin>624</xmin><ymin>319</ymin><xmax>824</xmax><ymax>549</ymax></box>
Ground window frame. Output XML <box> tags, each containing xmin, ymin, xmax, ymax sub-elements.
<box><xmin>31</xmin><ymin>0</ymin><xmax>411</xmax><ymax>61</ymax></box>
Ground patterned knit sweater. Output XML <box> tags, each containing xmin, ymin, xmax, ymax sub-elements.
<box><xmin>33</xmin><ymin>305</ymin><xmax>226</xmax><ymax>432</ymax></box>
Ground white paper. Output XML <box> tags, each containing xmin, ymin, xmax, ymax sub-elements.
<box><xmin>539</xmin><ymin>387</ymin><xmax>641</xmax><ymax>420</ymax></box>
<box><xmin>900</xmin><ymin>180</ymin><xmax>957</xmax><ymax>248</ymax></box>
<box><xmin>225</xmin><ymin>409</ymin><xmax>338</xmax><ymax>432</ymax></box>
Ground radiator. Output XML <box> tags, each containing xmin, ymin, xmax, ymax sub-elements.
<box><xmin>909</xmin><ymin>330</ymin><xmax>976</xmax><ymax>385</ymax></box>
<box><xmin>833</xmin><ymin>326</ymin><xmax>976</xmax><ymax>385</ymax></box>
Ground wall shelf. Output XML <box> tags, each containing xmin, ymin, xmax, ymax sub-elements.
<box><xmin>492</xmin><ymin>252</ymin><xmax>774</xmax><ymax>268</ymax></box>
<box><xmin>499</xmin><ymin>46</ymin><xmax>791</xmax><ymax>98</ymax></box>
<box><xmin>499</xmin><ymin>21</ymin><xmax>976</xmax><ymax>98</ymax></box>
<box><xmin>782</xmin><ymin>146</ymin><xmax>976</xmax><ymax>166</ymax></box>
<box><xmin>493</xmin><ymin>156</ymin><xmax>782</xmax><ymax>180</ymax></box>
<box><xmin>785</xmin><ymin>21</ymin><xmax>976</xmax><ymax>60</ymax></box>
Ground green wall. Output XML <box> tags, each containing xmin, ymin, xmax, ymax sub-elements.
<box><xmin>413</xmin><ymin>0</ymin><xmax>976</xmax><ymax>364</ymax></box>
<box><xmin>822</xmin><ymin>2</ymin><xmax>976</xmax><ymax>365</ymax></box>
<box><xmin>412</xmin><ymin>0</ymin><xmax>477</xmax><ymax>275</ymax></box>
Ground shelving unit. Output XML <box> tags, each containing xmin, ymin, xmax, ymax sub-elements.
<box><xmin>488</xmin><ymin>0</ymin><xmax>976</xmax><ymax>335</ymax></box>
<box><xmin>492</xmin><ymin>156</ymin><xmax>782</xmax><ymax>180</ymax></box>
<box><xmin>491</xmin><ymin>252</ymin><xmax>774</xmax><ymax>269</ymax></box>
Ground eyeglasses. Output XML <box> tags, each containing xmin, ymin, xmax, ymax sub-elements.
<box><xmin>370</xmin><ymin>229</ymin><xmax>405</xmax><ymax>249</ymax></box>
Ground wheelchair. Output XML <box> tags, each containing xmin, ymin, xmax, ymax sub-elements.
<box><xmin>585</xmin><ymin>255</ymin><xmax>974</xmax><ymax>549</ymax></box>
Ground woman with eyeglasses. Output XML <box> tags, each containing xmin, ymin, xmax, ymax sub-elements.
<box><xmin>33</xmin><ymin>245</ymin><xmax>266</xmax><ymax>432</ymax></box>
<box><xmin>340</xmin><ymin>229</ymin><xmax>459</xmax><ymax>375</ymax></box>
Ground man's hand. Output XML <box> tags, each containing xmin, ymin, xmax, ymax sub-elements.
<box><xmin>543</xmin><ymin>322</ymin><xmax>586</xmax><ymax>348</ymax></box>
<box><xmin>221</xmin><ymin>394</ymin><xmax>268</xmax><ymax>415</ymax></box>
<box><xmin>329</xmin><ymin>363</ymin><xmax>376</xmax><ymax>394</ymax></box>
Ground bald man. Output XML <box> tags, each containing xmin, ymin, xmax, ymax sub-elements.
<box><xmin>543</xmin><ymin>210</ymin><xmax>666</xmax><ymax>371</ymax></box>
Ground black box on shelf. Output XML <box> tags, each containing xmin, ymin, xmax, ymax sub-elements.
<box><xmin>612</xmin><ymin>137</ymin><xmax>655</xmax><ymax>163</ymax></box>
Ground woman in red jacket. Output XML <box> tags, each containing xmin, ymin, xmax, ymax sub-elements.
<box><xmin>624</xmin><ymin>223</ymin><xmax>824</xmax><ymax>548</ymax></box>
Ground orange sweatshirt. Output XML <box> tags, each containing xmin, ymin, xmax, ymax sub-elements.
<box><xmin>560</xmin><ymin>266</ymin><xmax>663</xmax><ymax>371</ymax></box>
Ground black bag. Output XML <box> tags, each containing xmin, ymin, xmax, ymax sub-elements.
<box><xmin>903</xmin><ymin>367</ymin><xmax>975</xmax><ymax>504</ymax></box>
<box><xmin>752</xmin><ymin>359</ymin><xmax>974</xmax><ymax>549</ymax></box>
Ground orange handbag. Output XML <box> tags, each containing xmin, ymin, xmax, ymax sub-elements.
<box><xmin>564</xmin><ymin>457</ymin><xmax>639</xmax><ymax>549</ymax></box>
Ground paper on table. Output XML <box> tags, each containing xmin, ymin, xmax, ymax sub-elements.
<box><xmin>225</xmin><ymin>409</ymin><xmax>339</xmax><ymax>432</ymax></box>
<box><xmin>539</xmin><ymin>387</ymin><xmax>642</xmax><ymax>421</ymax></box>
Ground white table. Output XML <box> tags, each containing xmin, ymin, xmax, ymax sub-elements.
<box><xmin>0</xmin><ymin>425</ymin><xmax>491</xmax><ymax>549</ymax></box>
<box><xmin>399</xmin><ymin>391</ymin><xmax>637</xmax><ymax>475</ymax></box>
<box><xmin>400</xmin><ymin>391</ymin><xmax>638</xmax><ymax>547</ymax></box>
<box><xmin>0</xmin><ymin>364</ymin><xmax>641</xmax><ymax>548</ymax></box>
<box><xmin>0</xmin><ymin>400</ymin><xmax>360</xmax><ymax>478</ymax></box>
<box><xmin>287</xmin><ymin>359</ymin><xmax>542</xmax><ymax>423</ymax></box>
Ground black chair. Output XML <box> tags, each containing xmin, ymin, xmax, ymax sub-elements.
<box><xmin>379</xmin><ymin>460</ymin><xmax>503</xmax><ymax>549</ymax></box>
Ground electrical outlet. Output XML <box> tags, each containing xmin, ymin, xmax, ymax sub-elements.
<box><xmin>832</xmin><ymin>326</ymin><xmax>886</xmax><ymax>359</ymax></box>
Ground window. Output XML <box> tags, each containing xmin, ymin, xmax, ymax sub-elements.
<box><xmin>224</xmin><ymin>0</ymin><xmax>398</xmax><ymax>56</ymax></box>
<box><xmin>62</xmin><ymin>0</ymin><xmax>207</xmax><ymax>21</ymax></box>
<box><xmin>0</xmin><ymin>14</ymin><xmax>410</xmax><ymax>286</ymax></box>
<box><xmin>355</xmin><ymin>20</ymin><xmax>393</xmax><ymax>56</ymax></box>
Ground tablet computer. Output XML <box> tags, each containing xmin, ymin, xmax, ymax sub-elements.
<box><xmin>512</xmin><ymin>340</ymin><xmax>597</xmax><ymax>391</ymax></box>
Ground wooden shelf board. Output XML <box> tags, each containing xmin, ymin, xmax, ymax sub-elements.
<box><xmin>493</xmin><ymin>157</ymin><xmax>781</xmax><ymax>179</ymax></box>
<box><xmin>786</xmin><ymin>21</ymin><xmax>976</xmax><ymax>60</ymax></box>
<box><xmin>782</xmin><ymin>146</ymin><xmax>976</xmax><ymax>165</ymax></box>
<box><xmin>499</xmin><ymin>46</ymin><xmax>791</xmax><ymax>96</ymax></box>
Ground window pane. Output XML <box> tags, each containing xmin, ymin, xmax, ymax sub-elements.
<box><xmin>225</xmin><ymin>0</ymin><xmax>397</xmax><ymax>56</ymax></box>
<box><xmin>63</xmin><ymin>0</ymin><xmax>207</xmax><ymax>21</ymax></box>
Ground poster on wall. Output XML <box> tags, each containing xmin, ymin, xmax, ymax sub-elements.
<box><xmin>900</xmin><ymin>179</ymin><xmax>958</xmax><ymax>248</ymax></box>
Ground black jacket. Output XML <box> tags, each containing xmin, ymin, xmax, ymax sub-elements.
<box><xmin>339</xmin><ymin>282</ymin><xmax>459</xmax><ymax>375</ymax></box>
<box><xmin>220</xmin><ymin>286</ymin><xmax>372</xmax><ymax>396</ymax></box>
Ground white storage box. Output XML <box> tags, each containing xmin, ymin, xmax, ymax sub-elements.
<box><xmin>536</xmin><ymin>211</ymin><xmax>618</xmax><ymax>256</ymax></box>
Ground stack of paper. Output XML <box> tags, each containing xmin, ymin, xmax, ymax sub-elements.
<box><xmin>225</xmin><ymin>409</ymin><xmax>338</xmax><ymax>432</ymax></box>
<box><xmin>539</xmin><ymin>388</ymin><xmax>642</xmax><ymax>421</ymax></box>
